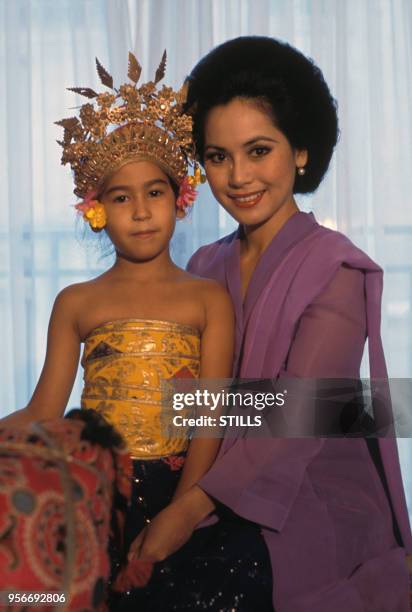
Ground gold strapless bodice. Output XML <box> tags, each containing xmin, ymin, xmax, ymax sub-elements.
<box><xmin>81</xmin><ymin>319</ymin><xmax>200</xmax><ymax>459</ymax></box>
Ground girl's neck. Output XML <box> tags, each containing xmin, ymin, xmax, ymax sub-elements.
<box><xmin>110</xmin><ymin>250</ymin><xmax>178</xmax><ymax>282</ymax></box>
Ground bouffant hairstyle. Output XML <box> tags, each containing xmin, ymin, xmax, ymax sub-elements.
<box><xmin>186</xmin><ymin>36</ymin><xmax>339</xmax><ymax>194</ymax></box>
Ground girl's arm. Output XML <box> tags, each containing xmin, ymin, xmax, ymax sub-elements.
<box><xmin>129</xmin><ymin>281</ymin><xmax>234</xmax><ymax>562</ymax></box>
<box><xmin>1</xmin><ymin>287</ymin><xmax>81</xmax><ymax>427</ymax></box>
<box><xmin>172</xmin><ymin>280</ymin><xmax>234</xmax><ymax>501</ymax></box>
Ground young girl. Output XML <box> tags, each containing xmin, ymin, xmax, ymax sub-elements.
<box><xmin>186</xmin><ymin>36</ymin><xmax>412</xmax><ymax>612</ymax></box>
<box><xmin>3</xmin><ymin>52</ymin><xmax>274</xmax><ymax>611</ymax></box>
<box><xmin>4</xmin><ymin>48</ymin><xmax>233</xmax><ymax>586</ymax></box>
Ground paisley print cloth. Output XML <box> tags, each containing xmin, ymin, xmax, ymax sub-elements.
<box><xmin>0</xmin><ymin>418</ymin><xmax>131</xmax><ymax>612</ymax></box>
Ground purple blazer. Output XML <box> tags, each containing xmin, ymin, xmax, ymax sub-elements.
<box><xmin>188</xmin><ymin>212</ymin><xmax>412</xmax><ymax>612</ymax></box>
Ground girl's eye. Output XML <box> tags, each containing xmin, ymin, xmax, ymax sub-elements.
<box><xmin>113</xmin><ymin>194</ymin><xmax>128</xmax><ymax>203</ymax></box>
<box><xmin>205</xmin><ymin>151</ymin><xmax>226</xmax><ymax>164</ymax></box>
<box><xmin>250</xmin><ymin>146</ymin><xmax>271</xmax><ymax>157</ymax></box>
<box><xmin>149</xmin><ymin>189</ymin><xmax>163</xmax><ymax>197</ymax></box>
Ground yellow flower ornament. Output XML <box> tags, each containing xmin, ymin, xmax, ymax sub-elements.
<box><xmin>75</xmin><ymin>192</ymin><xmax>107</xmax><ymax>232</ymax></box>
<box><xmin>84</xmin><ymin>202</ymin><xmax>107</xmax><ymax>231</ymax></box>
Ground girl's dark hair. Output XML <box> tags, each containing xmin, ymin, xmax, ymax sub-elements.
<box><xmin>170</xmin><ymin>178</ymin><xmax>180</xmax><ymax>199</ymax></box>
<box><xmin>65</xmin><ymin>408</ymin><xmax>124</xmax><ymax>449</ymax></box>
<box><xmin>186</xmin><ymin>36</ymin><xmax>339</xmax><ymax>193</ymax></box>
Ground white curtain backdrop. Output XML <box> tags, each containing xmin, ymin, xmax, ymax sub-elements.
<box><xmin>1</xmin><ymin>0</ymin><xmax>411</xmax><ymax>513</ymax></box>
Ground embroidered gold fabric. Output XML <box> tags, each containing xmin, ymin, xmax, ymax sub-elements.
<box><xmin>81</xmin><ymin>319</ymin><xmax>200</xmax><ymax>459</ymax></box>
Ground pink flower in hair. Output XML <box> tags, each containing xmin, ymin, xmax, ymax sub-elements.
<box><xmin>176</xmin><ymin>177</ymin><xmax>198</xmax><ymax>211</ymax></box>
<box><xmin>74</xmin><ymin>190</ymin><xmax>99</xmax><ymax>214</ymax></box>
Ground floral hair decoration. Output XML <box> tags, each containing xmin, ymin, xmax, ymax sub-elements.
<box><xmin>74</xmin><ymin>190</ymin><xmax>107</xmax><ymax>232</ymax></box>
<box><xmin>56</xmin><ymin>51</ymin><xmax>206</xmax><ymax>228</ymax></box>
<box><xmin>176</xmin><ymin>166</ymin><xmax>206</xmax><ymax>210</ymax></box>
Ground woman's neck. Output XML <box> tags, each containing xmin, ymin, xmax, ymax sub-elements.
<box><xmin>241</xmin><ymin>200</ymin><xmax>299</xmax><ymax>260</ymax></box>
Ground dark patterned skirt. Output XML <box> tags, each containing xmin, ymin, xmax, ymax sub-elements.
<box><xmin>111</xmin><ymin>454</ymin><xmax>274</xmax><ymax>612</ymax></box>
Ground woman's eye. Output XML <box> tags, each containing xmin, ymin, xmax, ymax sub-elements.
<box><xmin>149</xmin><ymin>189</ymin><xmax>163</xmax><ymax>197</ymax></box>
<box><xmin>250</xmin><ymin>146</ymin><xmax>271</xmax><ymax>157</ymax></box>
<box><xmin>205</xmin><ymin>151</ymin><xmax>226</xmax><ymax>164</ymax></box>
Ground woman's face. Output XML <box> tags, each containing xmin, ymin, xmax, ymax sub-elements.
<box><xmin>203</xmin><ymin>98</ymin><xmax>307</xmax><ymax>229</ymax></box>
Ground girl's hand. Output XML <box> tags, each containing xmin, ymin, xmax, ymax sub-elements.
<box><xmin>128</xmin><ymin>505</ymin><xmax>194</xmax><ymax>563</ymax></box>
<box><xmin>128</xmin><ymin>486</ymin><xmax>215</xmax><ymax>563</ymax></box>
<box><xmin>112</xmin><ymin>556</ymin><xmax>154</xmax><ymax>591</ymax></box>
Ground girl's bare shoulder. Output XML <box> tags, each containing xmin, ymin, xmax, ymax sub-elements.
<box><xmin>53</xmin><ymin>274</ymin><xmax>108</xmax><ymax>313</ymax></box>
<box><xmin>177</xmin><ymin>268</ymin><xmax>223</xmax><ymax>293</ymax></box>
<box><xmin>181</xmin><ymin>270</ymin><xmax>233</xmax><ymax>311</ymax></box>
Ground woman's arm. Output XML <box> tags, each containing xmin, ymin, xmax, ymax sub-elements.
<box><xmin>283</xmin><ymin>265</ymin><xmax>366</xmax><ymax>377</ymax></box>
<box><xmin>198</xmin><ymin>266</ymin><xmax>368</xmax><ymax>530</ymax></box>
<box><xmin>1</xmin><ymin>287</ymin><xmax>82</xmax><ymax>427</ymax></box>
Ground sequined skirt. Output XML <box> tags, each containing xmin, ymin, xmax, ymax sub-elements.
<box><xmin>112</xmin><ymin>455</ymin><xmax>274</xmax><ymax>612</ymax></box>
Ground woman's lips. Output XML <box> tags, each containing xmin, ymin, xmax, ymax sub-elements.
<box><xmin>228</xmin><ymin>190</ymin><xmax>265</xmax><ymax>208</ymax></box>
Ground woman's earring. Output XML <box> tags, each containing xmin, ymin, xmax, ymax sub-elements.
<box><xmin>297</xmin><ymin>167</ymin><xmax>306</xmax><ymax>176</ymax></box>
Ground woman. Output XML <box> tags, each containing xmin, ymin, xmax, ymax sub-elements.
<box><xmin>186</xmin><ymin>36</ymin><xmax>412</xmax><ymax>612</ymax></box>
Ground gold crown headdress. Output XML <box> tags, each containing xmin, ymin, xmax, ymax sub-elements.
<box><xmin>56</xmin><ymin>52</ymin><xmax>204</xmax><ymax>225</ymax></box>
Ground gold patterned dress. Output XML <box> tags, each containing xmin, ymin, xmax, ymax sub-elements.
<box><xmin>81</xmin><ymin>318</ymin><xmax>200</xmax><ymax>460</ymax></box>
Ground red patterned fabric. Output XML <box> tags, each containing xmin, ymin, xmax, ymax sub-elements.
<box><xmin>0</xmin><ymin>418</ymin><xmax>132</xmax><ymax>611</ymax></box>
<box><xmin>161</xmin><ymin>455</ymin><xmax>186</xmax><ymax>471</ymax></box>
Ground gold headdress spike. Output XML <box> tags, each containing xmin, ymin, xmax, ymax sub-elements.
<box><xmin>56</xmin><ymin>51</ymin><xmax>205</xmax><ymax>221</ymax></box>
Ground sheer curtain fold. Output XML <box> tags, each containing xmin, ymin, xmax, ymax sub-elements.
<box><xmin>1</xmin><ymin>0</ymin><xmax>411</xmax><ymax>513</ymax></box>
<box><xmin>0</xmin><ymin>0</ymin><xmax>133</xmax><ymax>410</ymax></box>
<box><xmin>3</xmin><ymin>1</ymin><xmax>34</xmax><ymax>408</ymax></box>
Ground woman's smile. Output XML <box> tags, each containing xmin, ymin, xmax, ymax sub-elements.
<box><xmin>227</xmin><ymin>190</ymin><xmax>266</xmax><ymax>208</ymax></box>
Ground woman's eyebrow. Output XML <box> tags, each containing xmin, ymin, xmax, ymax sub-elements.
<box><xmin>243</xmin><ymin>136</ymin><xmax>277</xmax><ymax>146</ymax></box>
<box><xmin>205</xmin><ymin>136</ymin><xmax>277</xmax><ymax>151</ymax></box>
<box><xmin>204</xmin><ymin>144</ymin><xmax>226</xmax><ymax>151</ymax></box>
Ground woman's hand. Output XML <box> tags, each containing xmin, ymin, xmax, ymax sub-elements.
<box><xmin>128</xmin><ymin>485</ymin><xmax>215</xmax><ymax>563</ymax></box>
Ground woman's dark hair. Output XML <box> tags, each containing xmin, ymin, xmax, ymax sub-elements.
<box><xmin>170</xmin><ymin>177</ymin><xmax>180</xmax><ymax>200</ymax></box>
<box><xmin>186</xmin><ymin>36</ymin><xmax>339</xmax><ymax>193</ymax></box>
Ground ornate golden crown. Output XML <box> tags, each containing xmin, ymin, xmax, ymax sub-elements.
<box><xmin>56</xmin><ymin>52</ymin><xmax>195</xmax><ymax>199</ymax></box>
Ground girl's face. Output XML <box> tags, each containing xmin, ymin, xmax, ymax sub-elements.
<box><xmin>203</xmin><ymin>97</ymin><xmax>307</xmax><ymax>229</ymax></box>
<box><xmin>100</xmin><ymin>160</ymin><xmax>180</xmax><ymax>262</ymax></box>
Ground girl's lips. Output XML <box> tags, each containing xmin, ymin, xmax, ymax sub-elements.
<box><xmin>228</xmin><ymin>190</ymin><xmax>265</xmax><ymax>208</ymax></box>
<box><xmin>131</xmin><ymin>230</ymin><xmax>158</xmax><ymax>239</ymax></box>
